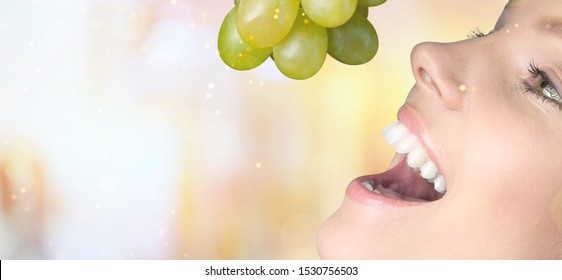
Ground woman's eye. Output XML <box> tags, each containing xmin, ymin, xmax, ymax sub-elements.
<box><xmin>525</xmin><ymin>62</ymin><xmax>562</xmax><ymax>108</ymax></box>
<box><xmin>536</xmin><ymin>80</ymin><xmax>562</xmax><ymax>103</ymax></box>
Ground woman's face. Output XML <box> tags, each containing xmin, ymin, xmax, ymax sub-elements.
<box><xmin>317</xmin><ymin>0</ymin><xmax>562</xmax><ymax>259</ymax></box>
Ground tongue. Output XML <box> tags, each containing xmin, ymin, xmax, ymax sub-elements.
<box><xmin>373</xmin><ymin>158</ymin><xmax>443</xmax><ymax>201</ymax></box>
<box><xmin>376</xmin><ymin>185</ymin><xmax>431</xmax><ymax>202</ymax></box>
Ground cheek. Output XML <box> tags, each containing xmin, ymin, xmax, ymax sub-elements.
<box><xmin>461</xmin><ymin>91</ymin><xmax>558</xmax><ymax>194</ymax></box>
<box><xmin>459</xmin><ymin>100</ymin><xmax>562</xmax><ymax>252</ymax></box>
<box><xmin>463</xmin><ymin>117</ymin><xmax>555</xmax><ymax>197</ymax></box>
<box><xmin>550</xmin><ymin>189</ymin><xmax>562</xmax><ymax>236</ymax></box>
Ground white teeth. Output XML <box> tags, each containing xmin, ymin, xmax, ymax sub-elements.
<box><xmin>382</xmin><ymin>122</ymin><xmax>409</xmax><ymax>145</ymax></box>
<box><xmin>363</xmin><ymin>181</ymin><xmax>383</xmax><ymax>194</ymax></box>
<box><xmin>407</xmin><ymin>146</ymin><xmax>427</xmax><ymax>168</ymax></box>
<box><xmin>420</xmin><ymin>161</ymin><xmax>438</xmax><ymax>180</ymax></box>
<box><xmin>362</xmin><ymin>180</ymin><xmax>374</xmax><ymax>192</ymax></box>
<box><xmin>382</xmin><ymin>120</ymin><xmax>447</xmax><ymax>195</ymax></box>
<box><xmin>381</xmin><ymin>121</ymin><xmax>399</xmax><ymax>134</ymax></box>
<box><xmin>434</xmin><ymin>175</ymin><xmax>446</xmax><ymax>194</ymax></box>
<box><xmin>394</xmin><ymin>133</ymin><xmax>417</xmax><ymax>154</ymax></box>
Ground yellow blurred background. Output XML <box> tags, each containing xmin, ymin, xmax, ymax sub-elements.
<box><xmin>0</xmin><ymin>0</ymin><xmax>505</xmax><ymax>259</ymax></box>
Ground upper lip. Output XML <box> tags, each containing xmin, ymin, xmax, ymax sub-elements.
<box><xmin>396</xmin><ymin>105</ymin><xmax>445</xmax><ymax>180</ymax></box>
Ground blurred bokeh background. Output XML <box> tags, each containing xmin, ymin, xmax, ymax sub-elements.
<box><xmin>0</xmin><ymin>0</ymin><xmax>505</xmax><ymax>259</ymax></box>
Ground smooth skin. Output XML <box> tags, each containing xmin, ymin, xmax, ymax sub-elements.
<box><xmin>317</xmin><ymin>0</ymin><xmax>562</xmax><ymax>259</ymax></box>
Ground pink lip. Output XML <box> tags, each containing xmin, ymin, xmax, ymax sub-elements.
<box><xmin>343</xmin><ymin>104</ymin><xmax>445</xmax><ymax>208</ymax></box>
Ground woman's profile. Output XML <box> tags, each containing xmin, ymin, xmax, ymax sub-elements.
<box><xmin>317</xmin><ymin>0</ymin><xmax>562</xmax><ymax>259</ymax></box>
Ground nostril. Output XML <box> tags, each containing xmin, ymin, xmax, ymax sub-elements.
<box><xmin>410</xmin><ymin>42</ymin><xmax>466</xmax><ymax>111</ymax></box>
<box><xmin>419</xmin><ymin>67</ymin><xmax>435</xmax><ymax>90</ymax></box>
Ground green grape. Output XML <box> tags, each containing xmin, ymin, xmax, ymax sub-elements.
<box><xmin>327</xmin><ymin>13</ymin><xmax>378</xmax><ymax>65</ymax></box>
<box><xmin>301</xmin><ymin>0</ymin><xmax>357</xmax><ymax>28</ymax></box>
<box><xmin>273</xmin><ymin>9</ymin><xmax>327</xmax><ymax>79</ymax></box>
<box><xmin>356</xmin><ymin>5</ymin><xmax>368</xmax><ymax>18</ymax></box>
<box><xmin>237</xmin><ymin>0</ymin><xmax>300</xmax><ymax>48</ymax></box>
<box><xmin>218</xmin><ymin>7</ymin><xmax>272</xmax><ymax>70</ymax></box>
<box><xmin>357</xmin><ymin>0</ymin><xmax>386</xmax><ymax>7</ymax></box>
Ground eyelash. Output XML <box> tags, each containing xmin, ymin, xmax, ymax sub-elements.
<box><xmin>522</xmin><ymin>62</ymin><xmax>562</xmax><ymax>109</ymax></box>
<box><xmin>466</xmin><ymin>29</ymin><xmax>562</xmax><ymax>109</ymax></box>
<box><xmin>467</xmin><ymin>28</ymin><xmax>487</xmax><ymax>39</ymax></box>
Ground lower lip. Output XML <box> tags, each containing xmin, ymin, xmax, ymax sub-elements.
<box><xmin>345</xmin><ymin>176</ymin><xmax>430</xmax><ymax>208</ymax></box>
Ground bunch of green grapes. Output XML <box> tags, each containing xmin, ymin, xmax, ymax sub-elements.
<box><xmin>218</xmin><ymin>0</ymin><xmax>385</xmax><ymax>80</ymax></box>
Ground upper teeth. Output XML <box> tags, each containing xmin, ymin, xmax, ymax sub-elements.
<box><xmin>382</xmin><ymin>121</ymin><xmax>447</xmax><ymax>194</ymax></box>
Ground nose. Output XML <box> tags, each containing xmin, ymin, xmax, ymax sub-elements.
<box><xmin>410</xmin><ymin>42</ymin><xmax>465</xmax><ymax>111</ymax></box>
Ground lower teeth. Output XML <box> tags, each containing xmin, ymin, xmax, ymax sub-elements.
<box><xmin>362</xmin><ymin>179</ymin><xmax>441</xmax><ymax>201</ymax></box>
<box><xmin>362</xmin><ymin>180</ymin><xmax>385</xmax><ymax>195</ymax></box>
<box><xmin>362</xmin><ymin>180</ymin><xmax>374</xmax><ymax>192</ymax></box>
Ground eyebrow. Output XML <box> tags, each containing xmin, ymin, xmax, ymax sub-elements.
<box><xmin>536</xmin><ymin>17</ymin><xmax>562</xmax><ymax>40</ymax></box>
<box><xmin>499</xmin><ymin>1</ymin><xmax>562</xmax><ymax>41</ymax></box>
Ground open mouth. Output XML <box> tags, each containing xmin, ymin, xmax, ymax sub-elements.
<box><xmin>361</xmin><ymin>156</ymin><xmax>444</xmax><ymax>202</ymax></box>
<box><xmin>360</xmin><ymin>121</ymin><xmax>447</xmax><ymax>203</ymax></box>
